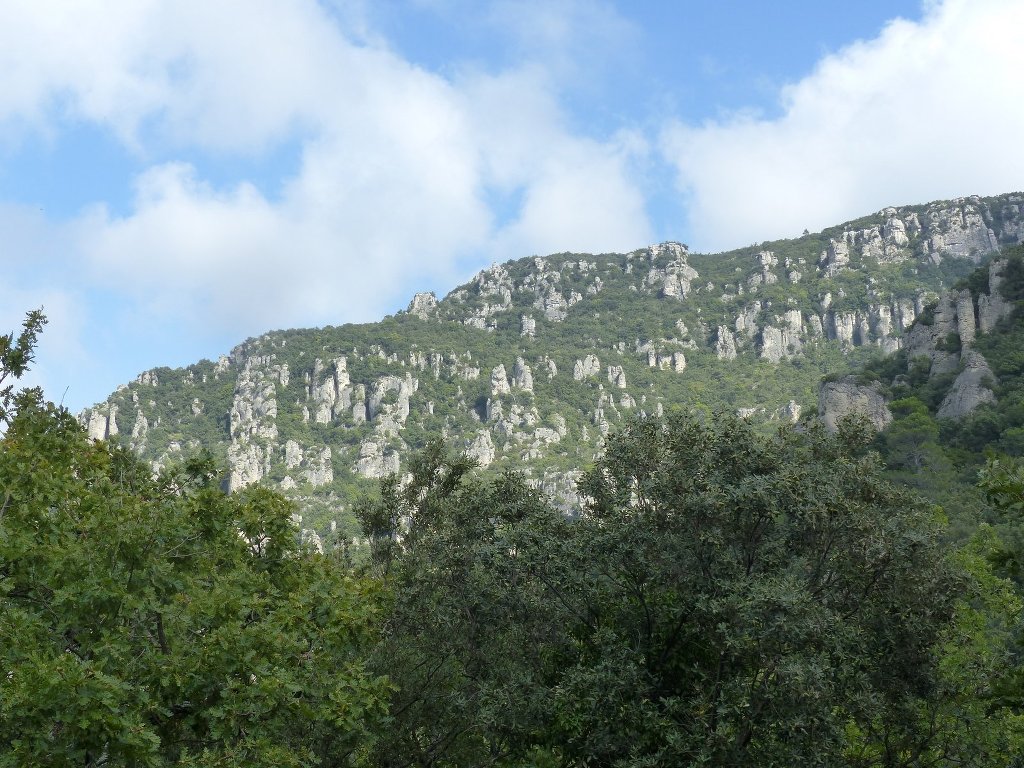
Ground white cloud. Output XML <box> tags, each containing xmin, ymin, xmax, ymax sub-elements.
<box><xmin>0</xmin><ymin>0</ymin><xmax>652</xmax><ymax>387</ymax></box>
<box><xmin>661</xmin><ymin>0</ymin><xmax>1024</xmax><ymax>252</ymax></box>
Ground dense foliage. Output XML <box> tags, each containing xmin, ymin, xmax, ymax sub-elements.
<box><xmin>7</xmin><ymin>301</ymin><xmax>1024</xmax><ymax>766</ymax></box>
<box><xmin>0</xmin><ymin>316</ymin><xmax>389</xmax><ymax>767</ymax></box>
<box><xmin>359</xmin><ymin>415</ymin><xmax>1022</xmax><ymax>766</ymax></box>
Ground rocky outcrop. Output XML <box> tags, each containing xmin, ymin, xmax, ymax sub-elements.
<box><xmin>818</xmin><ymin>377</ymin><xmax>893</xmax><ymax>432</ymax></box>
<box><xmin>607</xmin><ymin>365</ymin><xmax>627</xmax><ymax>389</ymax></box>
<box><xmin>746</xmin><ymin>250</ymin><xmax>779</xmax><ymax>289</ymax></box>
<box><xmin>407</xmin><ymin>292</ymin><xmax>438</xmax><ymax>319</ymax></box>
<box><xmin>368</xmin><ymin>373</ymin><xmax>417</xmax><ymax>426</ymax></box>
<box><xmin>573</xmin><ymin>355</ymin><xmax>601</xmax><ymax>381</ymax></box>
<box><xmin>714</xmin><ymin>326</ymin><xmax>738</xmax><ymax>361</ymax></box>
<box><xmin>466</xmin><ymin>430</ymin><xmax>495</xmax><ymax>467</ymax></box>
<box><xmin>355</xmin><ymin>438</ymin><xmax>400</xmax><ymax>478</ymax></box>
<box><xmin>512</xmin><ymin>358</ymin><xmax>534</xmax><ymax>392</ymax></box>
<box><xmin>227</xmin><ymin>356</ymin><xmax>284</xmax><ymax>491</ymax></box>
<box><xmin>130</xmin><ymin>410</ymin><xmax>148</xmax><ymax>450</ymax></box>
<box><xmin>979</xmin><ymin>258</ymin><xmax>1014</xmax><ymax>332</ymax></box>
<box><xmin>301</xmin><ymin>447</ymin><xmax>333</xmax><ymax>487</ymax></box>
<box><xmin>901</xmin><ymin>294</ymin><xmax>962</xmax><ymax>375</ymax></box>
<box><xmin>920</xmin><ymin>199</ymin><xmax>999</xmax><ymax>263</ymax></box>
<box><xmin>490</xmin><ymin>364</ymin><xmax>511</xmax><ymax>396</ymax></box>
<box><xmin>521</xmin><ymin>315</ymin><xmax>536</xmax><ymax>337</ymax></box>
<box><xmin>84</xmin><ymin>404</ymin><xmax>119</xmax><ymax>441</ymax></box>
<box><xmin>936</xmin><ymin>351</ymin><xmax>997</xmax><ymax>420</ymax></box>
<box><xmin>309</xmin><ymin>357</ymin><xmax>352</xmax><ymax>424</ymax></box>
<box><xmin>643</xmin><ymin>242</ymin><xmax>698</xmax><ymax>300</ymax></box>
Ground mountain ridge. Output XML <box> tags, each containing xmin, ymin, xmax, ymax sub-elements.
<box><xmin>80</xmin><ymin>191</ymin><xmax>1024</xmax><ymax>540</ymax></box>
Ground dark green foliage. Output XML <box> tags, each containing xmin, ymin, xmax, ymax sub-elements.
<box><xmin>1000</xmin><ymin>245</ymin><xmax>1024</xmax><ymax>303</ymax></box>
<box><xmin>0</xmin><ymin>309</ymin><xmax>45</xmax><ymax>425</ymax></box>
<box><xmin>361</xmin><ymin>415</ymin><xmax>1013</xmax><ymax>766</ymax></box>
<box><xmin>0</xmin><ymin>322</ymin><xmax>390</xmax><ymax>767</ymax></box>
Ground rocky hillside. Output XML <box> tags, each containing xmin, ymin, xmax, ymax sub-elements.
<box><xmin>81</xmin><ymin>193</ymin><xmax>1024</xmax><ymax>540</ymax></box>
<box><xmin>818</xmin><ymin>252</ymin><xmax>1018</xmax><ymax>428</ymax></box>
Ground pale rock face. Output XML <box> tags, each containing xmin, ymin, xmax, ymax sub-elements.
<box><xmin>747</xmin><ymin>250</ymin><xmax>779</xmax><ymax>289</ymax></box>
<box><xmin>818</xmin><ymin>377</ymin><xmax>893</xmax><ymax>432</ymax></box>
<box><xmin>475</xmin><ymin>263</ymin><xmax>515</xmax><ymax>299</ymax></box>
<box><xmin>279</xmin><ymin>476</ymin><xmax>296</xmax><ymax>491</ymax></box>
<box><xmin>903</xmin><ymin>294</ymin><xmax>961</xmax><ymax>376</ymax></box>
<box><xmin>301</xmin><ymin>447</ymin><xmax>333</xmax><ymax>487</ymax></box>
<box><xmin>485</xmin><ymin>397</ymin><xmax>503</xmax><ymax>423</ymax></box>
<box><xmin>714</xmin><ymin>326</ymin><xmax>738</xmax><ymax>360</ymax></box>
<box><xmin>466</xmin><ymin>430</ymin><xmax>496</xmax><ymax>467</ymax></box>
<box><xmin>894</xmin><ymin>299</ymin><xmax>917</xmax><ymax>332</ymax></box>
<box><xmin>191</xmin><ymin>398</ymin><xmax>203</xmax><ymax>416</ymax></box>
<box><xmin>781</xmin><ymin>309</ymin><xmax>803</xmax><ymax>334</ymax></box>
<box><xmin>300</xmin><ymin>529</ymin><xmax>324</xmax><ymax>554</ymax></box>
<box><xmin>954</xmin><ymin>289</ymin><xmax>977</xmax><ymax>348</ymax></box>
<box><xmin>214</xmin><ymin>356</ymin><xmax>231</xmax><ymax>376</ymax></box>
<box><xmin>643</xmin><ymin>243</ymin><xmax>699</xmax><ymax>300</ymax></box>
<box><xmin>521</xmin><ymin>315</ymin><xmax>537</xmax><ymax>337</ymax></box>
<box><xmin>130</xmin><ymin>410</ymin><xmax>148</xmax><ymax>448</ymax></box>
<box><xmin>228</xmin><ymin>442</ymin><xmax>267</xmax><ymax>492</ymax></box>
<box><xmin>829</xmin><ymin>312</ymin><xmax>857</xmax><ymax>347</ymax></box>
<box><xmin>671</xmin><ymin>352</ymin><xmax>686</xmax><ymax>372</ymax></box>
<box><xmin>539</xmin><ymin>356</ymin><xmax>558</xmax><ymax>379</ymax></box>
<box><xmin>491</xmin><ymin>364</ymin><xmax>511</xmax><ymax>396</ymax></box>
<box><xmin>284</xmin><ymin>439</ymin><xmax>303</xmax><ymax>469</ymax></box>
<box><xmin>937</xmin><ymin>351</ymin><xmax>997</xmax><ymax>420</ymax></box>
<box><xmin>979</xmin><ymin>259</ymin><xmax>1013</xmax><ymax>333</ymax></box>
<box><xmin>883</xmin><ymin>214</ymin><xmax>910</xmax><ymax>248</ymax></box>
<box><xmin>759</xmin><ymin>326</ymin><xmax>785</xmax><ymax>363</ymax></box>
<box><xmin>355</xmin><ymin>438</ymin><xmax>400</xmax><ymax>478</ymax></box>
<box><xmin>105</xmin><ymin>406</ymin><xmax>118</xmax><ymax>436</ymax></box>
<box><xmin>735</xmin><ymin>303</ymin><xmax>762</xmax><ymax>339</ymax></box>
<box><xmin>607</xmin><ymin>365</ymin><xmax>627</xmax><ymax>389</ymax></box>
<box><xmin>872</xmin><ymin>305</ymin><xmax>894</xmax><ymax>340</ymax></box>
<box><xmin>573</xmin><ymin>355</ymin><xmax>601</xmax><ymax>381</ymax></box>
<box><xmin>807</xmin><ymin>315</ymin><xmax>824</xmax><ymax>338</ymax></box>
<box><xmin>921</xmin><ymin>200</ymin><xmax>1000</xmax><ymax>263</ymax></box>
<box><xmin>819</xmin><ymin>237</ymin><xmax>851</xmax><ymax>277</ymax></box>
<box><xmin>407</xmin><ymin>291</ymin><xmax>438</xmax><ymax>319</ymax></box>
<box><xmin>86</xmin><ymin>405</ymin><xmax>118</xmax><ymax>441</ymax></box>
<box><xmin>512</xmin><ymin>358</ymin><xmax>534</xmax><ymax>392</ymax></box>
<box><xmin>368</xmin><ymin>374</ymin><xmax>416</xmax><ymax>424</ymax></box>
<box><xmin>453</xmin><ymin>360</ymin><xmax>480</xmax><ymax>380</ymax></box>
<box><xmin>780</xmin><ymin>400</ymin><xmax>801</xmax><ymax>422</ymax></box>
<box><xmin>137</xmin><ymin>371</ymin><xmax>159</xmax><ymax>386</ymax></box>
<box><xmin>409</xmin><ymin>350</ymin><xmax>428</xmax><ymax>370</ymax></box>
<box><xmin>230</xmin><ymin>358</ymin><xmax>279</xmax><ymax>441</ymax></box>
<box><xmin>352</xmin><ymin>384</ymin><xmax>367</xmax><ymax>424</ymax></box>
<box><xmin>536</xmin><ymin>290</ymin><xmax>569</xmax><ymax>321</ymax></box>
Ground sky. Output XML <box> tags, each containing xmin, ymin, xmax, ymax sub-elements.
<box><xmin>1</xmin><ymin>0</ymin><xmax>1023</xmax><ymax>412</ymax></box>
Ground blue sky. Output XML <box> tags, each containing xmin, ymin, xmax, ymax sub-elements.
<box><xmin>1</xmin><ymin>0</ymin><xmax>1022</xmax><ymax>412</ymax></box>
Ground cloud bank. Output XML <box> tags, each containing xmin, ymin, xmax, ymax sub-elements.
<box><xmin>661</xmin><ymin>0</ymin><xmax>1024</xmax><ymax>251</ymax></box>
<box><xmin>0</xmin><ymin>0</ymin><xmax>652</xmax><ymax>345</ymax></box>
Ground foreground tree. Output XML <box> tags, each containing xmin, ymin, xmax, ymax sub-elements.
<box><xmin>365</xmin><ymin>414</ymin><xmax>1021</xmax><ymax>766</ymax></box>
<box><xmin>0</xmin><ymin>315</ymin><xmax>389</xmax><ymax>767</ymax></box>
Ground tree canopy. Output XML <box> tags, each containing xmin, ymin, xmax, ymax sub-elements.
<box><xmin>361</xmin><ymin>414</ymin><xmax>1022</xmax><ymax>766</ymax></box>
<box><xmin>0</xmin><ymin>313</ymin><xmax>389</xmax><ymax>767</ymax></box>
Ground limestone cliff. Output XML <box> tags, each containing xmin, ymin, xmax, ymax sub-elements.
<box><xmin>79</xmin><ymin>191</ymin><xmax>1024</xmax><ymax>537</ymax></box>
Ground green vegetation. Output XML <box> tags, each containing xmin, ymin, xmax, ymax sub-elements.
<box><xmin>356</xmin><ymin>416</ymin><xmax>1023</xmax><ymax>766</ymax></box>
<box><xmin>1</xmin><ymin>315</ymin><xmax>389</xmax><ymax>767</ymax></box>
<box><xmin>6</xmin><ymin>311</ymin><xmax>1024</xmax><ymax>765</ymax></box>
